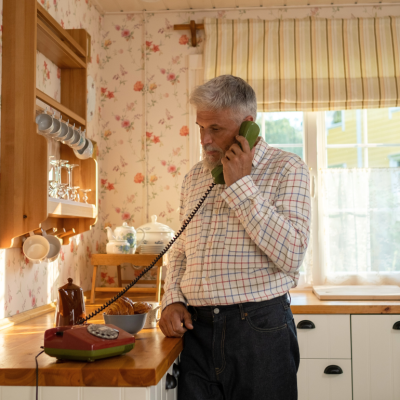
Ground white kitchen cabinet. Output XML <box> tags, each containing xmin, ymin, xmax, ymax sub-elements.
<box><xmin>298</xmin><ymin>359</ymin><xmax>352</xmax><ymax>400</ymax></box>
<box><xmin>352</xmin><ymin>315</ymin><xmax>400</xmax><ymax>400</ymax></box>
<box><xmin>293</xmin><ymin>314</ymin><xmax>351</xmax><ymax>359</ymax></box>
<box><xmin>0</xmin><ymin>357</ymin><xmax>179</xmax><ymax>400</ymax></box>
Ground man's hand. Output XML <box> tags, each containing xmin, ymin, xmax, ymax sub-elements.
<box><xmin>221</xmin><ymin>136</ymin><xmax>259</xmax><ymax>187</ymax></box>
<box><xmin>159</xmin><ymin>302</ymin><xmax>193</xmax><ymax>338</ymax></box>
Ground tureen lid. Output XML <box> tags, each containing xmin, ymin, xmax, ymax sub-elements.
<box><xmin>137</xmin><ymin>215</ymin><xmax>174</xmax><ymax>233</ymax></box>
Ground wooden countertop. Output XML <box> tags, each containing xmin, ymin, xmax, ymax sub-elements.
<box><xmin>290</xmin><ymin>290</ymin><xmax>400</xmax><ymax>314</ymax></box>
<box><xmin>1</xmin><ymin>290</ymin><xmax>399</xmax><ymax>388</ymax></box>
<box><xmin>0</xmin><ymin>304</ymin><xmax>182</xmax><ymax>387</ymax></box>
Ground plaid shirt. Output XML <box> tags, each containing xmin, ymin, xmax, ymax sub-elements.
<box><xmin>162</xmin><ymin>138</ymin><xmax>311</xmax><ymax>310</ymax></box>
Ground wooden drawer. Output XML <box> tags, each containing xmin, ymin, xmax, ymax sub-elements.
<box><xmin>298</xmin><ymin>359</ymin><xmax>352</xmax><ymax>400</ymax></box>
<box><xmin>293</xmin><ymin>314</ymin><xmax>351</xmax><ymax>359</ymax></box>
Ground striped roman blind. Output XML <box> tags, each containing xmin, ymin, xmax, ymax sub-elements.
<box><xmin>203</xmin><ymin>17</ymin><xmax>400</xmax><ymax>111</ymax></box>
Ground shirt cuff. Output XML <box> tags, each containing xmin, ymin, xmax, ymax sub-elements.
<box><xmin>221</xmin><ymin>175</ymin><xmax>259</xmax><ymax>209</ymax></box>
<box><xmin>161</xmin><ymin>291</ymin><xmax>188</xmax><ymax>311</ymax></box>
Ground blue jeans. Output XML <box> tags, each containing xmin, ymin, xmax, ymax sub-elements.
<box><xmin>178</xmin><ymin>293</ymin><xmax>300</xmax><ymax>400</ymax></box>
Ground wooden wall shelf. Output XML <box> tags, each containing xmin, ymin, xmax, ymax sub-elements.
<box><xmin>37</xmin><ymin>4</ymin><xmax>86</xmax><ymax>59</ymax></box>
<box><xmin>37</xmin><ymin>19</ymin><xmax>86</xmax><ymax>69</ymax></box>
<box><xmin>36</xmin><ymin>89</ymin><xmax>86</xmax><ymax>127</ymax></box>
<box><xmin>47</xmin><ymin>198</ymin><xmax>96</xmax><ymax>219</ymax></box>
<box><xmin>0</xmin><ymin>0</ymin><xmax>97</xmax><ymax>249</ymax></box>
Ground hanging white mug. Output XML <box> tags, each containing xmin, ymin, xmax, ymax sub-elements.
<box><xmin>23</xmin><ymin>231</ymin><xmax>50</xmax><ymax>264</ymax></box>
<box><xmin>73</xmin><ymin>138</ymin><xmax>93</xmax><ymax>160</ymax></box>
<box><xmin>43</xmin><ymin>231</ymin><xmax>62</xmax><ymax>262</ymax></box>
<box><xmin>36</xmin><ymin>109</ymin><xmax>54</xmax><ymax>135</ymax></box>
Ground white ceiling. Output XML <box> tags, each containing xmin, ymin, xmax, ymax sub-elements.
<box><xmin>92</xmin><ymin>0</ymin><xmax>394</xmax><ymax>14</ymax></box>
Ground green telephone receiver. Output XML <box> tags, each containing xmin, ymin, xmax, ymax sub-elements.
<box><xmin>211</xmin><ymin>121</ymin><xmax>260</xmax><ymax>184</ymax></box>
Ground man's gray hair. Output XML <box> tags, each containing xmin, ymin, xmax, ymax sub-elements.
<box><xmin>190</xmin><ymin>75</ymin><xmax>257</xmax><ymax>124</ymax></box>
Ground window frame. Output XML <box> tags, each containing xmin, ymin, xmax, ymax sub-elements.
<box><xmin>257</xmin><ymin>111</ymin><xmax>321</xmax><ymax>288</ymax></box>
<box><xmin>257</xmin><ymin>109</ymin><xmax>400</xmax><ymax>289</ymax></box>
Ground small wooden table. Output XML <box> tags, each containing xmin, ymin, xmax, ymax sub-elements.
<box><xmin>90</xmin><ymin>254</ymin><xmax>164</xmax><ymax>304</ymax></box>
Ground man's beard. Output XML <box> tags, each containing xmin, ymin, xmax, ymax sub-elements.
<box><xmin>202</xmin><ymin>145</ymin><xmax>224</xmax><ymax>172</ymax></box>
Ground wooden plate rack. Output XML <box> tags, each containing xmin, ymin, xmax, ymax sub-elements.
<box><xmin>0</xmin><ymin>0</ymin><xmax>98</xmax><ymax>249</ymax></box>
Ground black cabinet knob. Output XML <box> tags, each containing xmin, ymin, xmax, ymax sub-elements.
<box><xmin>393</xmin><ymin>321</ymin><xmax>400</xmax><ymax>330</ymax></box>
<box><xmin>297</xmin><ymin>320</ymin><xmax>316</xmax><ymax>329</ymax></box>
<box><xmin>173</xmin><ymin>363</ymin><xmax>180</xmax><ymax>379</ymax></box>
<box><xmin>324</xmin><ymin>365</ymin><xmax>343</xmax><ymax>375</ymax></box>
<box><xmin>165</xmin><ymin>373</ymin><xmax>177</xmax><ymax>389</ymax></box>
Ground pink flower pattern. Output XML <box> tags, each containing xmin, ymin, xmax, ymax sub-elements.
<box><xmin>1</xmin><ymin>0</ymin><xmax>386</xmax><ymax>318</ymax></box>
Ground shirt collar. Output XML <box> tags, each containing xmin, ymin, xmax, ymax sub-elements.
<box><xmin>252</xmin><ymin>137</ymin><xmax>268</xmax><ymax>167</ymax></box>
<box><xmin>200</xmin><ymin>136</ymin><xmax>269</xmax><ymax>174</ymax></box>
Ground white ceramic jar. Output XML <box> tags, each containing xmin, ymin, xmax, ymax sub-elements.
<box><xmin>136</xmin><ymin>215</ymin><xmax>175</xmax><ymax>251</ymax></box>
<box><xmin>105</xmin><ymin>222</ymin><xmax>146</xmax><ymax>254</ymax></box>
<box><xmin>106</xmin><ymin>239</ymin><xmax>131</xmax><ymax>254</ymax></box>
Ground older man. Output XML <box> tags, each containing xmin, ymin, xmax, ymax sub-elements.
<box><xmin>160</xmin><ymin>75</ymin><xmax>311</xmax><ymax>400</ymax></box>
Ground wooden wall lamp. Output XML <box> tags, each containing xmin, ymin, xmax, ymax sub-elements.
<box><xmin>174</xmin><ymin>20</ymin><xmax>204</xmax><ymax>47</ymax></box>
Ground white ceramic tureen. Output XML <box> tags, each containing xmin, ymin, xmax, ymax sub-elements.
<box><xmin>136</xmin><ymin>215</ymin><xmax>175</xmax><ymax>250</ymax></box>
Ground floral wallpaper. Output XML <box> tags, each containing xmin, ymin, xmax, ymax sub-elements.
<box><xmin>2</xmin><ymin>1</ymin><xmax>400</xmax><ymax>319</ymax></box>
<box><xmin>0</xmin><ymin>0</ymin><xmax>104</xmax><ymax>319</ymax></box>
<box><xmin>98</xmin><ymin>4</ymin><xmax>400</xmax><ymax>287</ymax></box>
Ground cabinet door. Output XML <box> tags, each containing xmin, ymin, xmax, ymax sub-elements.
<box><xmin>298</xmin><ymin>359</ymin><xmax>352</xmax><ymax>400</ymax></box>
<box><xmin>293</xmin><ymin>314</ymin><xmax>351</xmax><ymax>358</ymax></box>
<box><xmin>352</xmin><ymin>315</ymin><xmax>400</xmax><ymax>400</ymax></box>
<box><xmin>151</xmin><ymin>357</ymin><xmax>179</xmax><ymax>400</ymax></box>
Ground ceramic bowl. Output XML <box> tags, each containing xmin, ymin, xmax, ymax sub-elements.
<box><xmin>103</xmin><ymin>313</ymin><xmax>147</xmax><ymax>335</ymax></box>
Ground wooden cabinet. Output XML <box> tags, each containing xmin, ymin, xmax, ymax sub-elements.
<box><xmin>0</xmin><ymin>358</ymin><xmax>179</xmax><ymax>400</ymax></box>
<box><xmin>352</xmin><ymin>314</ymin><xmax>400</xmax><ymax>400</ymax></box>
<box><xmin>0</xmin><ymin>0</ymin><xmax>98</xmax><ymax>249</ymax></box>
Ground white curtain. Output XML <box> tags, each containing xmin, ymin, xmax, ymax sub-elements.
<box><xmin>319</xmin><ymin>168</ymin><xmax>400</xmax><ymax>285</ymax></box>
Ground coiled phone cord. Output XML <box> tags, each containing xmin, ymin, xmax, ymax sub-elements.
<box><xmin>35</xmin><ymin>184</ymin><xmax>215</xmax><ymax>399</ymax></box>
<box><xmin>76</xmin><ymin>182</ymin><xmax>216</xmax><ymax>325</ymax></box>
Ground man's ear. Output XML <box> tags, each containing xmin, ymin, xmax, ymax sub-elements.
<box><xmin>243</xmin><ymin>115</ymin><xmax>254</xmax><ymax>122</ymax></box>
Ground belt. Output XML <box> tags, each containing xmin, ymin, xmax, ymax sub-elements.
<box><xmin>188</xmin><ymin>293</ymin><xmax>290</xmax><ymax>324</ymax></box>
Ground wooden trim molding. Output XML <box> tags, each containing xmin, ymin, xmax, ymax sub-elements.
<box><xmin>0</xmin><ymin>302</ymin><xmax>56</xmax><ymax>331</ymax></box>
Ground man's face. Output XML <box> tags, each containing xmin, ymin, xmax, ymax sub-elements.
<box><xmin>196</xmin><ymin>109</ymin><xmax>252</xmax><ymax>171</ymax></box>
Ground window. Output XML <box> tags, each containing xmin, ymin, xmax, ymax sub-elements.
<box><xmin>388</xmin><ymin>153</ymin><xmax>400</xmax><ymax>167</ymax></box>
<box><xmin>388</xmin><ymin>107</ymin><xmax>400</xmax><ymax>119</ymax></box>
<box><xmin>256</xmin><ymin>112</ymin><xmax>304</xmax><ymax>160</ymax></box>
<box><xmin>325</xmin><ymin>109</ymin><xmax>400</xmax><ymax>168</ymax></box>
<box><xmin>257</xmin><ymin>108</ymin><xmax>400</xmax><ymax>288</ymax></box>
<box><xmin>326</xmin><ymin>110</ymin><xmax>345</xmax><ymax>131</ymax></box>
